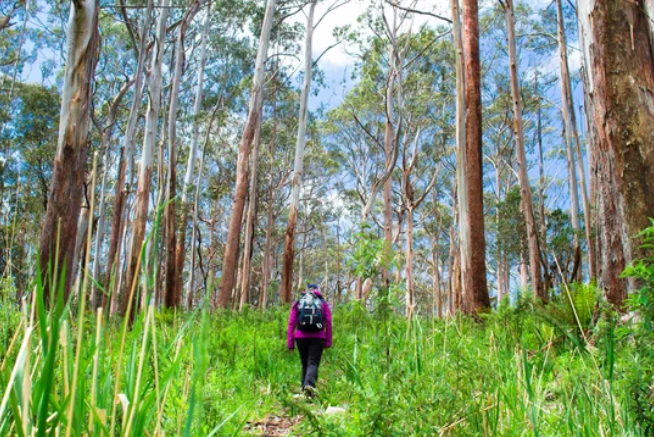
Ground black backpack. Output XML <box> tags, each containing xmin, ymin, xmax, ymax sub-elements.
<box><xmin>297</xmin><ymin>291</ymin><xmax>325</xmax><ymax>332</ymax></box>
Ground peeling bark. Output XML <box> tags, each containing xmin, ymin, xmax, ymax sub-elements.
<box><xmin>124</xmin><ymin>0</ymin><xmax>169</xmax><ymax>320</ymax></box>
<box><xmin>580</xmin><ymin>0</ymin><xmax>654</xmax><ymax>306</ymax></box>
<box><xmin>39</xmin><ymin>0</ymin><xmax>99</xmax><ymax>304</ymax></box>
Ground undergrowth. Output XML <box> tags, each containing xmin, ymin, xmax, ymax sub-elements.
<box><xmin>0</xmin><ymin>286</ymin><xmax>649</xmax><ymax>436</ymax></box>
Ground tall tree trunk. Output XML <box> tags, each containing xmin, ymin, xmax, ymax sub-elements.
<box><xmin>178</xmin><ymin>6</ymin><xmax>210</xmax><ymax>310</ymax></box>
<box><xmin>92</xmin><ymin>78</ymin><xmax>133</xmax><ymax>308</ymax></box>
<box><xmin>405</xmin><ymin>206</ymin><xmax>414</xmax><ymax>318</ymax></box>
<box><xmin>461</xmin><ymin>0</ymin><xmax>489</xmax><ymax>313</ymax></box>
<box><xmin>216</xmin><ymin>0</ymin><xmax>275</xmax><ymax>308</ymax></box>
<box><xmin>124</xmin><ymin>0</ymin><xmax>169</xmax><ymax>320</ymax></box>
<box><xmin>451</xmin><ymin>0</ymin><xmax>470</xmax><ymax>314</ymax></box>
<box><xmin>504</xmin><ymin>0</ymin><xmax>543</xmax><ymax>299</ymax></box>
<box><xmin>260</xmin><ymin>75</ymin><xmax>278</xmax><ymax>311</ymax></box>
<box><xmin>103</xmin><ymin>0</ymin><xmax>153</xmax><ymax>312</ymax></box>
<box><xmin>579</xmin><ymin>0</ymin><xmax>654</xmax><ymax>306</ymax></box>
<box><xmin>556</xmin><ymin>0</ymin><xmax>594</xmax><ymax>282</ymax></box>
<box><xmin>382</xmin><ymin>8</ymin><xmax>398</xmax><ymax>288</ymax></box>
<box><xmin>280</xmin><ymin>0</ymin><xmax>316</xmax><ymax>304</ymax></box>
<box><xmin>239</xmin><ymin>104</ymin><xmax>263</xmax><ymax>311</ymax></box>
<box><xmin>164</xmin><ymin>2</ymin><xmax>199</xmax><ymax>308</ymax></box>
<box><xmin>39</xmin><ymin>0</ymin><xmax>99</xmax><ymax>304</ymax></box>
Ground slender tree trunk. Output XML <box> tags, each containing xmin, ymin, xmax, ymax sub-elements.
<box><xmin>178</xmin><ymin>6</ymin><xmax>210</xmax><ymax>309</ymax></box>
<box><xmin>124</xmin><ymin>0</ymin><xmax>169</xmax><ymax>320</ymax></box>
<box><xmin>239</xmin><ymin>106</ymin><xmax>263</xmax><ymax>311</ymax></box>
<box><xmin>164</xmin><ymin>3</ymin><xmax>199</xmax><ymax>308</ymax></box>
<box><xmin>104</xmin><ymin>0</ymin><xmax>153</xmax><ymax>312</ymax></box>
<box><xmin>92</xmin><ymin>79</ymin><xmax>132</xmax><ymax>309</ymax></box>
<box><xmin>39</xmin><ymin>0</ymin><xmax>99</xmax><ymax>304</ymax></box>
<box><xmin>578</xmin><ymin>0</ymin><xmax>654</xmax><ymax>306</ymax></box>
<box><xmin>461</xmin><ymin>0</ymin><xmax>489</xmax><ymax>313</ymax></box>
<box><xmin>405</xmin><ymin>206</ymin><xmax>414</xmax><ymax>318</ymax></box>
<box><xmin>280</xmin><ymin>0</ymin><xmax>316</xmax><ymax>304</ymax></box>
<box><xmin>504</xmin><ymin>0</ymin><xmax>543</xmax><ymax>299</ymax></box>
<box><xmin>216</xmin><ymin>0</ymin><xmax>275</xmax><ymax>308</ymax></box>
<box><xmin>382</xmin><ymin>8</ymin><xmax>398</xmax><ymax>288</ymax></box>
<box><xmin>556</xmin><ymin>0</ymin><xmax>593</xmax><ymax>282</ymax></box>
<box><xmin>260</xmin><ymin>75</ymin><xmax>278</xmax><ymax>311</ymax></box>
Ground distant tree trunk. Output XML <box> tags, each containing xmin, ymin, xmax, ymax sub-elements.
<box><xmin>556</xmin><ymin>0</ymin><xmax>593</xmax><ymax>282</ymax></box>
<box><xmin>280</xmin><ymin>0</ymin><xmax>316</xmax><ymax>304</ymax></box>
<box><xmin>39</xmin><ymin>0</ymin><xmax>99</xmax><ymax>304</ymax></box>
<box><xmin>504</xmin><ymin>0</ymin><xmax>543</xmax><ymax>299</ymax></box>
<box><xmin>124</xmin><ymin>0</ymin><xmax>169</xmax><ymax>320</ymax></box>
<box><xmin>103</xmin><ymin>0</ymin><xmax>153</xmax><ymax>313</ymax></box>
<box><xmin>216</xmin><ymin>0</ymin><xmax>275</xmax><ymax>308</ymax></box>
<box><xmin>461</xmin><ymin>0</ymin><xmax>490</xmax><ymax>314</ymax></box>
<box><xmin>534</xmin><ymin>73</ymin><xmax>552</xmax><ymax>291</ymax></box>
<box><xmin>92</xmin><ymin>78</ymin><xmax>132</xmax><ymax>309</ymax></box>
<box><xmin>382</xmin><ymin>8</ymin><xmax>398</xmax><ymax>288</ymax></box>
<box><xmin>178</xmin><ymin>6</ymin><xmax>210</xmax><ymax>310</ymax></box>
<box><xmin>164</xmin><ymin>2</ymin><xmax>199</xmax><ymax>309</ymax></box>
<box><xmin>451</xmin><ymin>0</ymin><xmax>469</xmax><ymax>315</ymax></box>
<box><xmin>260</xmin><ymin>75</ymin><xmax>278</xmax><ymax>311</ymax></box>
<box><xmin>186</xmin><ymin>132</ymin><xmax>209</xmax><ymax>309</ymax></box>
<box><xmin>579</xmin><ymin>0</ymin><xmax>654</xmax><ymax>306</ymax></box>
<box><xmin>239</xmin><ymin>100</ymin><xmax>263</xmax><ymax>311</ymax></box>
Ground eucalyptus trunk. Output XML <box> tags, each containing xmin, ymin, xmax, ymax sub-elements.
<box><xmin>164</xmin><ymin>2</ymin><xmax>199</xmax><ymax>308</ymax></box>
<box><xmin>504</xmin><ymin>0</ymin><xmax>543</xmax><ymax>299</ymax></box>
<box><xmin>578</xmin><ymin>0</ymin><xmax>654</xmax><ymax>306</ymax></box>
<box><xmin>104</xmin><ymin>0</ymin><xmax>153</xmax><ymax>312</ymax></box>
<box><xmin>556</xmin><ymin>0</ymin><xmax>593</xmax><ymax>281</ymax></box>
<box><xmin>39</xmin><ymin>0</ymin><xmax>99</xmax><ymax>304</ymax></box>
<box><xmin>124</xmin><ymin>0</ymin><xmax>169</xmax><ymax>320</ymax></box>
<box><xmin>280</xmin><ymin>0</ymin><xmax>316</xmax><ymax>304</ymax></box>
<box><xmin>451</xmin><ymin>0</ymin><xmax>469</xmax><ymax>315</ymax></box>
<box><xmin>239</xmin><ymin>100</ymin><xmax>263</xmax><ymax>311</ymax></box>
<box><xmin>178</xmin><ymin>6</ymin><xmax>210</xmax><ymax>309</ymax></box>
<box><xmin>461</xmin><ymin>0</ymin><xmax>489</xmax><ymax>313</ymax></box>
<box><xmin>216</xmin><ymin>0</ymin><xmax>275</xmax><ymax>308</ymax></box>
<box><xmin>92</xmin><ymin>78</ymin><xmax>132</xmax><ymax>309</ymax></box>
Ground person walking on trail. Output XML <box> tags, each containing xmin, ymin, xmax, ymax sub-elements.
<box><xmin>287</xmin><ymin>284</ymin><xmax>332</xmax><ymax>395</ymax></box>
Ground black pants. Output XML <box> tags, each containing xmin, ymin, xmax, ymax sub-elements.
<box><xmin>295</xmin><ymin>338</ymin><xmax>325</xmax><ymax>389</ymax></box>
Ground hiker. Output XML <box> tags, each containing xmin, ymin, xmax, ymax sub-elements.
<box><xmin>287</xmin><ymin>284</ymin><xmax>332</xmax><ymax>395</ymax></box>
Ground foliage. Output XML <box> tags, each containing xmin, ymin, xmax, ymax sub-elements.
<box><xmin>1</xmin><ymin>283</ymin><xmax>646</xmax><ymax>436</ymax></box>
<box><xmin>621</xmin><ymin>221</ymin><xmax>654</xmax><ymax>433</ymax></box>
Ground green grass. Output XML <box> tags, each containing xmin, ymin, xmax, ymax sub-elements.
<box><xmin>0</xmin><ymin>284</ymin><xmax>648</xmax><ymax>436</ymax></box>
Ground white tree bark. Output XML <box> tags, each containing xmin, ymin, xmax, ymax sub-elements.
<box><xmin>280</xmin><ymin>0</ymin><xmax>316</xmax><ymax>303</ymax></box>
<box><xmin>451</xmin><ymin>0</ymin><xmax>468</xmax><ymax>311</ymax></box>
<box><xmin>124</xmin><ymin>0</ymin><xmax>169</xmax><ymax>319</ymax></box>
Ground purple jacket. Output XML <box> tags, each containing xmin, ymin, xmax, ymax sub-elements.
<box><xmin>287</xmin><ymin>289</ymin><xmax>332</xmax><ymax>349</ymax></box>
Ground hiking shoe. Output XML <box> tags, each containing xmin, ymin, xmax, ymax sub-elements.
<box><xmin>303</xmin><ymin>386</ymin><xmax>318</xmax><ymax>399</ymax></box>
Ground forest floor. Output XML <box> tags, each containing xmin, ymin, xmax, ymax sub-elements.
<box><xmin>1</xmin><ymin>293</ymin><xmax>651</xmax><ymax>436</ymax></box>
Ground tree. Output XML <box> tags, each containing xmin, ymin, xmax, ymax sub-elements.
<box><xmin>502</xmin><ymin>0</ymin><xmax>543</xmax><ymax>299</ymax></box>
<box><xmin>164</xmin><ymin>0</ymin><xmax>200</xmax><ymax>309</ymax></box>
<box><xmin>124</xmin><ymin>0</ymin><xmax>169</xmax><ymax>319</ymax></box>
<box><xmin>579</xmin><ymin>0</ymin><xmax>654</xmax><ymax>306</ymax></box>
<box><xmin>461</xmin><ymin>0</ymin><xmax>489</xmax><ymax>313</ymax></box>
<box><xmin>216</xmin><ymin>0</ymin><xmax>275</xmax><ymax>309</ymax></box>
<box><xmin>281</xmin><ymin>0</ymin><xmax>317</xmax><ymax>304</ymax></box>
<box><xmin>38</xmin><ymin>0</ymin><xmax>99</xmax><ymax>303</ymax></box>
